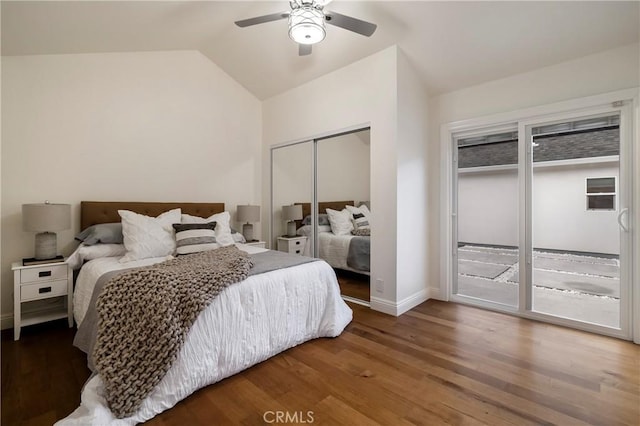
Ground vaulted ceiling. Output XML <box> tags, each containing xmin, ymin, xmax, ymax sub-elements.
<box><xmin>2</xmin><ymin>1</ymin><xmax>638</xmax><ymax>100</ymax></box>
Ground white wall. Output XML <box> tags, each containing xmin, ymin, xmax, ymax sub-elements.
<box><xmin>263</xmin><ymin>46</ymin><xmax>430</xmax><ymax>314</ymax></box>
<box><xmin>1</xmin><ymin>50</ymin><xmax>262</xmax><ymax>325</ymax></box>
<box><xmin>396</xmin><ymin>50</ymin><xmax>429</xmax><ymax>304</ymax></box>
<box><xmin>459</xmin><ymin>162</ymin><xmax>620</xmax><ymax>254</ymax></box>
<box><xmin>429</xmin><ymin>43</ymin><xmax>640</xmax><ymax>293</ymax></box>
<box><xmin>263</xmin><ymin>46</ymin><xmax>401</xmax><ymax>309</ymax></box>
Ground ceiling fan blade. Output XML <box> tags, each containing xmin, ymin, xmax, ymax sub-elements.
<box><xmin>299</xmin><ymin>44</ymin><xmax>312</xmax><ymax>56</ymax></box>
<box><xmin>235</xmin><ymin>12</ymin><xmax>289</xmax><ymax>28</ymax></box>
<box><xmin>324</xmin><ymin>11</ymin><xmax>377</xmax><ymax>37</ymax></box>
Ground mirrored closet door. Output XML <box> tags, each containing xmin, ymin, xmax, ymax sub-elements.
<box><xmin>316</xmin><ymin>129</ymin><xmax>371</xmax><ymax>302</ymax></box>
<box><xmin>270</xmin><ymin>127</ymin><xmax>371</xmax><ymax>303</ymax></box>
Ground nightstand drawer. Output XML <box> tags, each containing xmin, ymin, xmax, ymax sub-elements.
<box><xmin>20</xmin><ymin>264</ymin><xmax>68</xmax><ymax>284</ymax></box>
<box><xmin>277</xmin><ymin>237</ymin><xmax>307</xmax><ymax>255</ymax></box>
<box><xmin>21</xmin><ymin>279</ymin><xmax>68</xmax><ymax>301</ymax></box>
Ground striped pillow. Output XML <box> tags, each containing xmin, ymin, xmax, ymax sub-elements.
<box><xmin>172</xmin><ymin>222</ymin><xmax>218</xmax><ymax>255</ymax></box>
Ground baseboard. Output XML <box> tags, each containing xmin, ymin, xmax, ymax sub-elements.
<box><xmin>1</xmin><ymin>313</ymin><xmax>13</xmax><ymax>330</ymax></box>
<box><xmin>370</xmin><ymin>287</ymin><xmax>433</xmax><ymax>316</ymax></box>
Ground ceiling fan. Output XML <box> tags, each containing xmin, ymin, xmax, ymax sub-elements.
<box><xmin>235</xmin><ymin>0</ymin><xmax>377</xmax><ymax>56</ymax></box>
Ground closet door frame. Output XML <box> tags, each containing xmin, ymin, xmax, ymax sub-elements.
<box><xmin>269</xmin><ymin>123</ymin><xmax>371</xmax><ymax>258</ymax></box>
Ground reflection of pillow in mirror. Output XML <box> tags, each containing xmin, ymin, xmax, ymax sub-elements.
<box><xmin>296</xmin><ymin>225</ymin><xmax>332</xmax><ymax>237</ymax></box>
<box><xmin>301</xmin><ymin>214</ymin><xmax>330</xmax><ymax>226</ymax></box>
<box><xmin>352</xmin><ymin>213</ymin><xmax>370</xmax><ymax>230</ymax></box>
<box><xmin>345</xmin><ymin>204</ymin><xmax>371</xmax><ymax>220</ymax></box>
<box><xmin>326</xmin><ymin>208</ymin><xmax>354</xmax><ymax>236</ymax></box>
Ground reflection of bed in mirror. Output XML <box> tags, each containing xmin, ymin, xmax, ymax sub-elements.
<box><xmin>295</xmin><ymin>201</ymin><xmax>370</xmax><ymax>275</ymax></box>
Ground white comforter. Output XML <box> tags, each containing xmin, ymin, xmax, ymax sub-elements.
<box><xmin>57</xmin><ymin>244</ymin><xmax>352</xmax><ymax>425</ymax></box>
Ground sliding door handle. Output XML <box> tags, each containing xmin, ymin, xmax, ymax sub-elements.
<box><xmin>617</xmin><ymin>208</ymin><xmax>629</xmax><ymax>232</ymax></box>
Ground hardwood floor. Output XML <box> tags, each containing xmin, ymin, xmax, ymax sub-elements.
<box><xmin>336</xmin><ymin>269</ymin><xmax>370</xmax><ymax>301</ymax></box>
<box><xmin>2</xmin><ymin>300</ymin><xmax>639</xmax><ymax>425</ymax></box>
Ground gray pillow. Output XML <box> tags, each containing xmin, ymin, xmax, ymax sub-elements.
<box><xmin>302</xmin><ymin>214</ymin><xmax>330</xmax><ymax>226</ymax></box>
<box><xmin>75</xmin><ymin>222</ymin><xmax>123</xmax><ymax>245</ymax></box>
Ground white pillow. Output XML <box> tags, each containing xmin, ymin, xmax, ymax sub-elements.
<box><xmin>326</xmin><ymin>208</ymin><xmax>354</xmax><ymax>236</ymax></box>
<box><xmin>119</xmin><ymin>208</ymin><xmax>181</xmax><ymax>263</ymax></box>
<box><xmin>67</xmin><ymin>243</ymin><xmax>127</xmax><ymax>270</ymax></box>
<box><xmin>345</xmin><ymin>204</ymin><xmax>371</xmax><ymax>220</ymax></box>
<box><xmin>181</xmin><ymin>211</ymin><xmax>235</xmax><ymax>246</ymax></box>
<box><xmin>345</xmin><ymin>205</ymin><xmax>371</xmax><ymax>231</ymax></box>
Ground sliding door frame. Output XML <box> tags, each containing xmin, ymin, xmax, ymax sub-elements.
<box><xmin>441</xmin><ymin>88</ymin><xmax>639</xmax><ymax>341</ymax></box>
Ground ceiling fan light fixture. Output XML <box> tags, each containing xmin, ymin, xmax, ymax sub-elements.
<box><xmin>288</xmin><ymin>7</ymin><xmax>326</xmax><ymax>45</ymax></box>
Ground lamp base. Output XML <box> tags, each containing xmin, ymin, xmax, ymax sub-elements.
<box><xmin>286</xmin><ymin>221</ymin><xmax>297</xmax><ymax>238</ymax></box>
<box><xmin>242</xmin><ymin>223</ymin><xmax>254</xmax><ymax>242</ymax></box>
<box><xmin>34</xmin><ymin>232</ymin><xmax>57</xmax><ymax>260</ymax></box>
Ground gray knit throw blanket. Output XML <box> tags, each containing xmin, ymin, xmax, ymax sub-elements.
<box><xmin>93</xmin><ymin>245</ymin><xmax>252</xmax><ymax>419</ymax></box>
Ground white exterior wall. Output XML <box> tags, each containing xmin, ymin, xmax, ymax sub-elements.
<box><xmin>458</xmin><ymin>161</ymin><xmax>620</xmax><ymax>254</ymax></box>
<box><xmin>458</xmin><ymin>169</ymin><xmax>518</xmax><ymax>247</ymax></box>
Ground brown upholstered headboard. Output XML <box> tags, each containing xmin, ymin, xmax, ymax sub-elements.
<box><xmin>80</xmin><ymin>201</ymin><xmax>225</xmax><ymax>230</ymax></box>
<box><xmin>294</xmin><ymin>201</ymin><xmax>354</xmax><ymax>228</ymax></box>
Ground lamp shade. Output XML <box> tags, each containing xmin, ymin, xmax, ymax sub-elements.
<box><xmin>22</xmin><ymin>203</ymin><xmax>71</xmax><ymax>232</ymax></box>
<box><xmin>282</xmin><ymin>204</ymin><xmax>303</xmax><ymax>221</ymax></box>
<box><xmin>237</xmin><ymin>205</ymin><xmax>260</xmax><ymax>223</ymax></box>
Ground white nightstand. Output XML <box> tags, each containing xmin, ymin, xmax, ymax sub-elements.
<box><xmin>277</xmin><ymin>236</ymin><xmax>307</xmax><ymax>255</ymax></box>
<box><xmin>244</xmin><ymin>241</ymin><xmax>266</xmax><ymax>248</ymax></box>
<box><xmin>12</xmin><ymin>261</ymin><xmax>73</xmax><ymax>340</ymax></box>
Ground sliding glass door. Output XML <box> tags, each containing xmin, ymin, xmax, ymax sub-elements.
<box><xmin>453</xmin><ymin>129</ymin><xmax>519</xmax><ymax>308</ymax></box>
<box><xmin>451</xmin><ymin>100</ymin><xmax>633</xmax><ymax>338</ymax></box>
<box><xmin>524</xmin><ymin>111</ymin><xmax>630</xmax><ymax>332</ymax></box>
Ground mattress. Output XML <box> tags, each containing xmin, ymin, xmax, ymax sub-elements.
<box><xmin>58</xmin><ymin>244</ymin><xmax>352</xmax><ymax>425</ymax></box>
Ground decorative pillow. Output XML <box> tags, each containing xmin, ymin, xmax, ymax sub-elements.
<box><xmin>301</xmin><ymin>214</ymin><xmax>331</xmax><ymax>226</ymax></box>
<box><xmin>296</xmin><ymin>224</ymin><xmax>332</xmax><ymax>237</ymax></box>
<box><xmin>325</xmin><ymin>208</ymin><xmax>354</xmax><ymax>236</ymax></box>
<box><xmin>118</xmin><ymin>208</ymin><xmax>181</xmax><ymax>263</ymax></box>
<box><xmin>75</xmin><ymin>223</ymin><xmax>123</xmax><ymax>245</ymax></box>
<box><xmin>351</xmin><ymin>212</ymin><xmax>371</xmax><ymax>231</ymax></box>
<box><xmin>181</xmin><ymin>211</ymin><xmax>234</xmax><ymax>246</ymax></box>
<box><xmin>67</xmin><ymin>243</ymin><xmax>127</xmax><ymax>270</ymax></box>
<box><xmin>352</xmin><ymin>228</ymin><xmax>371</xmax><ymax>237</ymax></box>
<box><xmin>172</xmin><ymin>222</ymin><xmax>218</xmax><ymax>255</ymax></box>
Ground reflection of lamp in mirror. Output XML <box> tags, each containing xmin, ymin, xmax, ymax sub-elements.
<box><xmin>282</xmin><ymin>204</ymin><xmax>302</xmax><ymax>238</ymax></box>
<box><xmin>22</xmin><ymin>201</ymin><xmax>71</xmax><ymax>263</ymax></box>
<box><xmin>236</xmin><ymin>205</ymin><xmax>260</xmax><ymax>242</ymax></box>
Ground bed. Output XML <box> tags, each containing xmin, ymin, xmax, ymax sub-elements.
<box><xmin>295</xmin><ymin>201</ymin><xmax>371</xmax><ymax>275</ymax></box>
<box><xmin>57</xmin><ymin>201</ymin><xmax>352</xmax><ymax>425</ymax></box>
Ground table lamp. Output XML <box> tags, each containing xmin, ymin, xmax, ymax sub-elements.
<box><xmin>282</xmin><ymin>204</ymin><xmax>302</xmax><ymax>237</ymax></box>
<box><xmin>236</xmin><ymin>205</ymin><xmax>260</xmax><ymax>242</ymax></box>
<box><xmin>22</xmin><ymin>201</ymin><xmax>71</xmax><ymax>262</ymax></box>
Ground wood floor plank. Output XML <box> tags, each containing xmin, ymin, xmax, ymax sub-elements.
<box><xmin>2</xmin><ymin>300</ymin><xmax>638</xmax><ymax>425</ymax></box>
